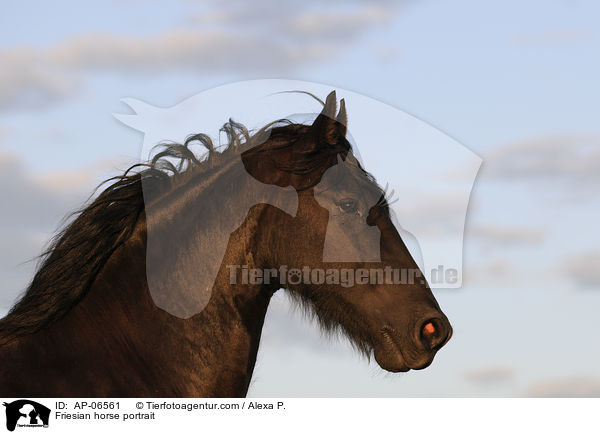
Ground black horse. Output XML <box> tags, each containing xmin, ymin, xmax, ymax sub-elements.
<box><xmin>0</xmin><ymin>91</ymin><xmax>451</xmax><ymax>397</ymax></box>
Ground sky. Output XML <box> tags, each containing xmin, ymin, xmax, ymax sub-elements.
<box><xmin>1</xmin><ymin>0</ymin><xmax>599</xmax><ymax>397</ymax></box>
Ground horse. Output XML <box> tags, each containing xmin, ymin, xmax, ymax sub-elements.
<box><xmin>0</xmin><ymin>91</ymin><xmax>451</xmax><ymax>397</ymax></box>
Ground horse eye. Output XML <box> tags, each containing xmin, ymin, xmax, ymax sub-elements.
<box><xmin>337</xmin><ymin>199</ymin><xmax>358</xmax><ymax>213</ymax></box>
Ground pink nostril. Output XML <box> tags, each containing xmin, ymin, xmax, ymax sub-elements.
<box><xmin>420</xmin><ymin>318</ymin><xmax>448</xmax><ymax>350</ymax></box>
<box><xmin>419</xmin><ymin>318</ymin><xmax>450</xmax><ymax>351</ymax></box>
<box><xmin>423</xmin><ymin>322</ymin><xmax>436</xmax><ymax>335</ymax></box>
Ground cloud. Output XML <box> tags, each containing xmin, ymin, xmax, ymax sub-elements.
<box><xmin>560</xmin><ymin>251</ymin><xmax>600</xmax><ymax>288</ymax></box>
<box><xmin>49</xmin><ymin>3</ymin><xmax>395</xmax><ymax>72</ymax></box>
<box><xmin>0</xmin><ymin>150</ymin><xmax>132</xmax><ymax>314</ymax></box>
<box><xmin>0</xmin><ymin>48</ymin><xmax>74</xmax><ymax>110</ymax></box>
<box><xmin>462</xmin><ymin>258</ymin><xmax>516</xmax><ymax>286</ymax></box>
<box><xmin>34</xmin><ymin>158</ymin><xmax>136</xmax><ymax>192</ymax></box>
<box><xmin>523</xmin><ymin>376</ymin><xmax>600</xmax><ymax>397</ymax></box>
<box><xmin>463</xmin><ymin>366</ymin><xmax>513</xmax><ymax>385</ymax></box>
<box><xmin>0</xmin><ymin>150</ymin><xmax>80</xmax><ymax>312</ymax></box>
<box><xmin>48</xmin><ymin>31</ymin><xmax>315</xmax><ymax>73</ymax></box>
<box><xmin>0</xmin><ymin>1</ymin><xmax>401</xmax><ymax>110</ymax></box>
<box><xmin>287</xmin><ymin>5</ymin><xmax>392</xmax><ymax>41</ymax></box>
<box><xmin>484</xmin><ymin>135</ymin><xmax>600</xmax><ymax>183</ymax></box>
<box><xmin>190</xmin><ymin>0</ymin><xmax>398</xmax><ymax>30</ymax></box>
<box><xmin>470</xmin><ymin>224</ymin><xmax>546</xmax><ymax>246</ymax></box>
<box><xmin>0</xmin><ymin>151</ymin><xmax>75</xmax><ymax>230</ymax></box>
<box><xmin>0</xmin><ymin>150</ymin><xmax>130</xmax><ymax>254</ymax></box>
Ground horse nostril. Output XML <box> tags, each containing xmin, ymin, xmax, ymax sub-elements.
<box><xmin>419</xmin><ymin>318</ymin><xmax>450</xmax><ymax>350</ymax></box>
<box><xmin>423</xmin><ymin>322</ymin><xmax>436</xmax><ymax>335</ymax></box>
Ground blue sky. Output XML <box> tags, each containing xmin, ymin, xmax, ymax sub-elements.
<box><xmin>1</xmin><ymin>0</ymin><xmax>599</xmax><ymax>396</ymax></box>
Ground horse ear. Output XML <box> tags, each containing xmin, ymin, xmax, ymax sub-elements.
<box><xmin>337</xmin><ymin>98</ymin><xmax>347</xmax><ymax>137</ymax></box>
<box><xmin>309</xmin><ymin>91</ymin><xmax>347</xmax><ymax>148</ymax></box>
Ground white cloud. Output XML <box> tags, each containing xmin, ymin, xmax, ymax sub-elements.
<box><xmin>288</xmin><ymin>5</ymin><xmax>392</xmax><ymax>40</ymax></box>
<box><xmin>0</xmin><ymin>150</ymin><xmax>133</xmax><ymax>315</ymax></box>
<box><xmin>484</xmin><ymin>135</ymin><xmax>600</xmax><ymax>182</ymax></box>
<box><xmin>0</xmin><ymin>1</ymin><xmax>402</xmax><ymax>110</ymax></box>
<box><xmin>470</xmin><ymin>224</ymin><xmax>546</xmax><ymax>246</ymax></box>
<box><xmin>0</xmin><ymin>48</ymin><xmax>75</xmax><ymax>110</ymax></box>
<box><xmin>48</xmin><ymin>31</ymin><xmax>309</xmax><ymax>72</ymax></box>
<box><xmin>523</xmin><ymin>376</ymin><xmax>600</xmax><ymax>397</ymax></box>
<box><xmin>42</xmin><ymin>157</ymin><xmax>136</xmax><ymax>191</ymax></box>
<box><xmin>0</xmin><ymin>151</ymin><xmax>86</xmax><ymax>229</ymax></box>
<box><xmin>48</xmin><ymin>3</ymin><xmax>396</xmax><ymax>72</ymax></box>
<box><xmin>463</xmin><ymin>366</ymin><xmax>513</xmax><ymax>385</ymax></box>
<box><xmin>190</xmin><ymin>0</ymin><xmax>398</xmax><ymax>30</ymax></box>
<box><xmin>561</xmin><ymin>251</ymin><xmax>600</xmax><ymax>288</ymax></box>
<box><xmin>462</xmin><ymin>258</ymin><xmax>516</xmax><ymax>286</ymax></box>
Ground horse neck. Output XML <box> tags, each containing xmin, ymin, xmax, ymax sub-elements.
<box><xmin>75</xmin><ymin>158</ymin><xmax>286</xmax><ymax>396</ymax></box>
<box><xmin>143</xmin><ymin>156</ymin><xmax>296</xmax><ymax>314</ymax></box>
<box><xmin>134</xmin><ymin>158</ymin><xmax>292</xmax><ymax>396</ymax></box>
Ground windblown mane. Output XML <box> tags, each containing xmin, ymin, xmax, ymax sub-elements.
<box><xmin>0</xmin><ymin>117</ymin><xmax>353</xmax><ymax>345</ymax></box>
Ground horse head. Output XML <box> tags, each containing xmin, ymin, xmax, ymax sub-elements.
<box><xmin>240</xmin><ymin>91</ymin><xmax>452</xmax><ymax>372</ymax></box>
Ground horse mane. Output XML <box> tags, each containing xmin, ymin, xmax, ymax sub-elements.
<box><xmin>0</xmin><ymin>116</ymin><xmax>353</xmax><ymax>345</ymax></box>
